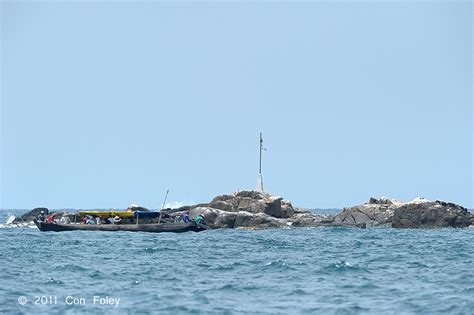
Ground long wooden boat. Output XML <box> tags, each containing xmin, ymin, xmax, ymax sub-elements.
<box><xmin>34</xmin><ymin>220</ymin><xmax>207</xmax><ymax>233</ymax></box>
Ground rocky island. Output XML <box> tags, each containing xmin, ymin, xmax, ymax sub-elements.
<box><xmin>165</xmin><ymin>191</ymin><xmax>473</xmax><ymax>229</ymax></box>
<box><xmin>12</xmin><ymin>190</ymin><xmax>473</xmax><ymax>229</ymax></box>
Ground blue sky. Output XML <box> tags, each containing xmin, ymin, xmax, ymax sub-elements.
<box><xmin>1</xmin><ymin>1</ymin><xmax>472</xmax><ymax>209</ymax></box>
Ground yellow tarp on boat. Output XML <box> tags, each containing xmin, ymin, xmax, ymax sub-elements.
<box><xmin>78</xmin><ymin>211</ymin><xmax>136</xmax><ymax>218</ymax></box>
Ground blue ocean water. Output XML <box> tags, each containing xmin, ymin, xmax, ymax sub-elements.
<box><xmin>0</xmin><ymin>210</ymin><xmax>473</xmax><ymax>314</ymax></box>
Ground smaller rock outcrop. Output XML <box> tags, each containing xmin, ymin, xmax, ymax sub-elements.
<box><xmin>392</xmin><ymin>200</ymin><xmax>472</xmax><ymax>228</ymax></box>
<box><xmin>13</xmin><ymin>207</ymin><xmax>49</xmax><ymax>223</ymax></box>
<box><xmin>334</xmin><ymin>197</ymin><xmax>472</xmax><ymax>229</ymax></box>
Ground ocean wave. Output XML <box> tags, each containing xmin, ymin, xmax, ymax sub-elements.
<box><xmin>164</xmin><ymin>201</ymin><xmax>193</xmax><ymax>209</ymax></box>
<box><xmin>46</xmin><ymin>277</ymin><xmax>64</xmax><ymax>285</ymax></box>
<box><xmin>263</xmin><ymin>260</ymin><xmax>296</xmax><ymax>271</ymax></box>
<box><xmin>323</xmin><ymin>260</ymin><xmax>367</xmax><ymax>273</ymax></box>
<box><xmin>0</xmin><ymin>215</ymin><xmax>36</xmax><ymax>229</ymax></box>
<box><xmin>0</xmin><ymin>222</ymin><xmax>35</xmax><ymax>229</ymax></box>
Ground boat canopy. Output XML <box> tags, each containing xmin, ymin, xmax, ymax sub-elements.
<box><xmin>78</xmin><ymin>211</ymin><xmax>160</xmax><ymax>218</ymax></box>
<box><xmin>78</xmin><ymin>211</ymin><xmax>135</xmax><ymax>218</ymax></box>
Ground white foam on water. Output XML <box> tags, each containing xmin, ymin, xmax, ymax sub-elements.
<box><xmin>164</xmin><ymin>201</ymin><xmax>192</xmax><ymax>209</ymax></box>
<box><xmin>0</xmin><ymin>215</ymin><xmax>35</xmax><ymax>228</ymax></box>
<box><xmin>6</xmin><ymin>215</ymin><xmax>16</xmax><ymax>225</ymax></box>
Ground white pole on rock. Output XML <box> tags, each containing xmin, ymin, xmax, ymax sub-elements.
<box><xmin>257</xmin><ymin>132</ymin><xmax>264</xmax><ymax>192</ymax></box>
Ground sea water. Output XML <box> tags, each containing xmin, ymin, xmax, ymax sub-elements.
<box><xmin>0</xmin><ymin>210</ymin><xmax>473</xmax><ymax>314</ymax></box>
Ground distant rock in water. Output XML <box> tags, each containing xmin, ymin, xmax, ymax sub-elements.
<box><xmin>13</xmin><ymin>207</ymin><xmax>49</xmax><ymax>223</ymax></box>
<box><xmin>334</xmin><ymin>197</ymin><xmax>472</xmax><ymax>229</ymax></box>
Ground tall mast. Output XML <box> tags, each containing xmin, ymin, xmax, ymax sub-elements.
<box><xmin>259</xmin><ymin>132</ymin><xmax>263</xmax><ymax>175</ymax></box>
<box><xmin>157</xmin><ymin>189</ymin><xmax>169</xmax><ymax>224</ymax></box>
<box><xmin>257</xmin><ymin>133</ymin><xmax>264</xmax><ymax>192</ymax></box>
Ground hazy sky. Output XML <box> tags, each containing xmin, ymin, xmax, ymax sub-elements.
<box><xmin>1</xmin><ymin>1</ymin><xmax>472</xmax><ymax>209</ymax></box>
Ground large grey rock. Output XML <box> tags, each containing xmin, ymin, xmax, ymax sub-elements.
<box><xmin>194</xmin><ymin>190</ymin><xmax>294</xmax><ymax>219</ymax></box>
<box><xmin>187</xmin><ymin>190</ymin><xmax>313</xmax><ymax>229</ymax></box>
<box><xmin>189</xmin><ymin>206</ymin><xmax>285</xmax><ymax>229</ymax></box>
<box><xmin>392</xmin><ymin>200</ymin><xmax>472</xmax><ymax>228</ymax></box>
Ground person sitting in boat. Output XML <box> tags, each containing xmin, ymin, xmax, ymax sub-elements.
<box><xmin>60</xmin><ymin>215</ymin><xmax>71</xmax><ymax>224</ymax></box>
<box><xmin>86</xmin><ymin>215</ymin><xmax>96</xmax><ymax>224</ymax></box>
<box><xmin>113</xmin><ymin>216</ymin><xmax>122</xmax><ymax>225</ymax></box>
<box><xmin>181</xmin><ymin>211</ymin><xmax>190</xmax><ymax>223</ymax></box>
<box><xmin>38</xmin><ymin>211</ymin><xmax>46</xmax><ymax>222</ymax></box>
<box><xmin>100</xmin><ymin>216</ymin><xmax>111</xmax><ymax>224</ymax></box>
<box><xmin>47</xmin><ymin>213</ymin><xmax>58</xmax><ymax>223</ymax></box>
<box><xmin>194</xmin><ymin>214</ymin><xmax>206</xmax><ymax>225</ymax></box>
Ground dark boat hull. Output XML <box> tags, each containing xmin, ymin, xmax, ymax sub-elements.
<box><xmin>34</xmin><ymin>220</ymin><xmax>207</xmax><ymax>233</ymax></box>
